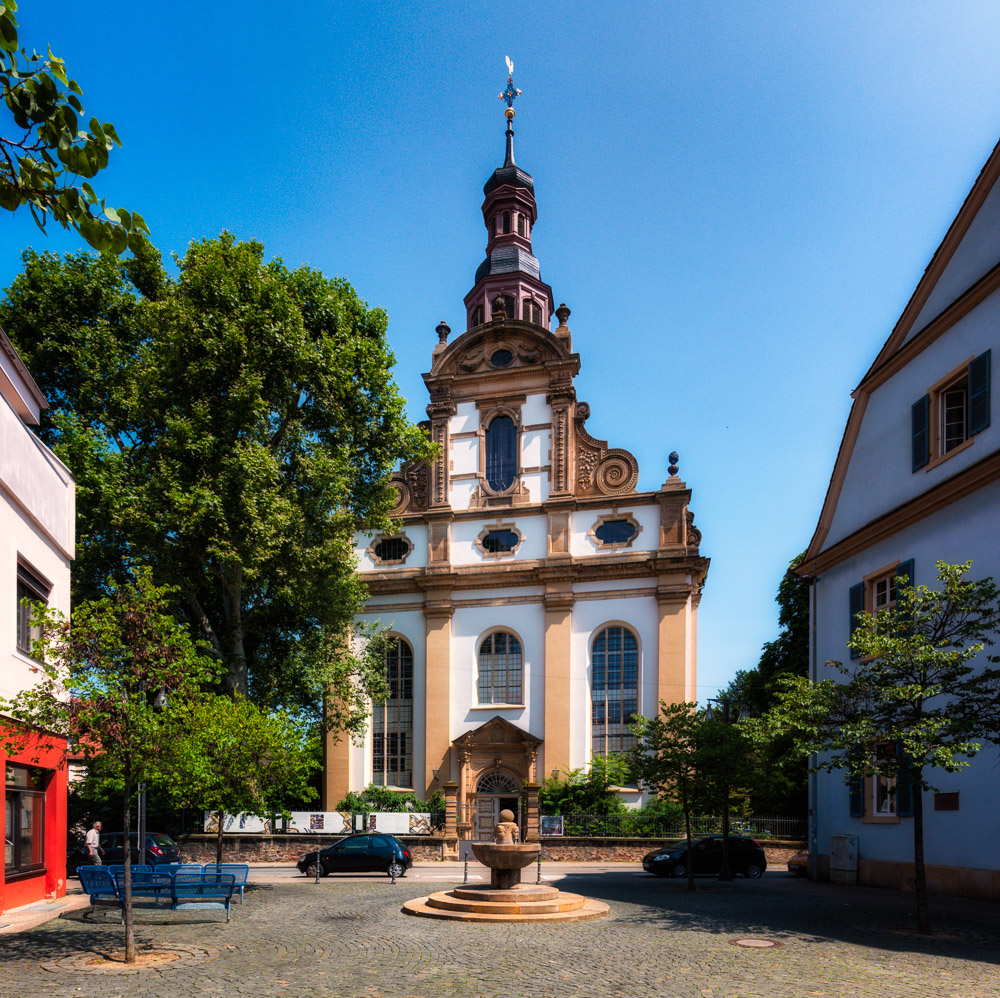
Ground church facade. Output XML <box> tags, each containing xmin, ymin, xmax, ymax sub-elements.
<box><xmin>323</xmin><ymin>87</ymin><xmax>708</xmax><ymax>842</ymax></box>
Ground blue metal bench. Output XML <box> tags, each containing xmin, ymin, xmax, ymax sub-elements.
<box><xmin>107</xmin><ymin>863</ymin><xmax>152</xmax><ymax>878</ymax></box>
<box><xmin>77</xmin><ymin>866</ymin><xmax>119</xmax><ymax>913</ymax></box>
<box><xmin>171</xmin><ymin>873</ymin><xmax>236</xmax><ymax>922</ymax></box>
<box><xmin>203</xmin><ymin>863</ymin><xmax>250</xmax><ymax>902</ymax></box>
<box><xmin>113</xmin><ymin>870</ymin><xmax>173</xmax><ymax>902</ymax></box>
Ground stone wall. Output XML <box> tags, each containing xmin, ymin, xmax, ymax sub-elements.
<box><xmin>177</xmin><ymin>833</ymin><xmax>803</xmax><ymax>866</ymax></box>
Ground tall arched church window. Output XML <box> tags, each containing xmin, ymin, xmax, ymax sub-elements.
<box><xmin>372</xmin><ymin>637</ymin><xmax>414</xmax><ymax>787</ymax></box>
<box><xmin>478</xmin><ymin>631</ymin><xmax>523</xmax><ymax>704</ymax></box>
<box><xmin>517</xmin><ymin>214</ymin><xmax>526</xmax><ymax>236</ymax></box>
<box><xmin>485</xmin><ymin>415</ymin><xmax>517</xmax><ymax>490</ymax></box>
<box><xmin>472</xmin><ymin>304</ymin><xmax>484</xmax><ymax>326</ymax></box>
<box><xmin>591</xmin><ymin>626</ymin><xmax>638</xmax><ymax>759</ymax></box>
<box><xmin>502</xmin><ymin>211</ymin><xmax>511</xmax><ymax>233</ymax></box>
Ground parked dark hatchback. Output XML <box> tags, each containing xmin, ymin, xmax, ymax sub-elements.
<box><xmin>297</xmin><ymin>833</ymin><xmax>412</xmax><ymax>879</ymax></box>
<box><xmin>642</xmin><ymin>835</ymin><xmax>767</xmax><ymax>879</ymax></box>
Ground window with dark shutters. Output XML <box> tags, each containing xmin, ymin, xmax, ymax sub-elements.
<box><xmin>969</xmin><ymin>349</ymin><xmax>991</xmax><ymax>434</ymax></box>
<box><xmin>912</xmin><ymin>395</ymin><xmax>930</xmax><ymax>471</ymax></box>
<box><xmin>849</xmin><ymin>582</ymin><xmax>864</xmax><ymax>659</ymax></box>
<box><xmin>849</xmin><ymin>771</ymin><xmax>864</xmax><ymax>817</ymax></box>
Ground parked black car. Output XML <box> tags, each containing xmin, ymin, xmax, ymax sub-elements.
<box><xmin>642</xmin><ymin>835</ymin><xmax>767</xmax><ymax>879</ymax></box>
<box><xmin>68</xmin><ymin>832</ymin><xmax>182</xmax><ymax>874</ymax></box>
<box><xmin>297</xmin><ymin>833</ymin><xmax>412</xmax><ymax>879</ymax></box>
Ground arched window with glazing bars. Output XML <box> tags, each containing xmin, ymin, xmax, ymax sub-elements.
<box><xmin>485</xmin><ymin>415</ymin><xmax>517</xmax><ymax>491</ymax></box>
<box><xmin>591</xmin><ymin>626</ymin><xmax>639</xmax><ymax>759</ymax></box>
<box><xmin>372</xmin><ymin>637</ymin><xmax>414</xmax><ymax>787</ymax></box>
<box><xmin>478</xmin><ymin>631</ymin><xmax>523</xmax><ymax>704</ymax></box>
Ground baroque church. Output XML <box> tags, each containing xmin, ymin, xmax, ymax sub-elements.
<box><xmin>323</xmin><ymin>76</ymin><xmax>709</xmax><ymax>845</ymax></box>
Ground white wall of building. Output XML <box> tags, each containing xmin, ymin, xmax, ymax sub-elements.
<box><xmin>825</xmin><ymin>292</ymin><xmax>1000</xmax><ymax>549</ymax></box>
<box><xmin>813</xmin><ymin>479</ymin><xmax>1000</xmax><ymax>873</ymax></box>
<box><xmin>569</xmin><ymin>504</ymin><xmax>660</xmax><ymax>557</ymax></box>
<box><xmin>450</xmin><ymin>513</ymin><xmax>547</xmax><ymax>565</ymax></box>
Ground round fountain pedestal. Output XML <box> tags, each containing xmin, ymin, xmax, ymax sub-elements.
<box><xmin>403</xmin><ymin>841</ymin><xmax>610</xmax><ymax>923</ymax></box>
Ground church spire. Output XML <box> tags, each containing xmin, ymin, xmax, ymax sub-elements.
<box><xmin>464</xmin><ymin>60</ymin><xmax>553</xmax><ymax>331</ymax></box>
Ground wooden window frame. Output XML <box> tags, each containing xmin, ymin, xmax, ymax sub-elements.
<box><xmin>15</xmin><ymin>559</ymin><xmax>51</xmax><ymax>659</ymax></box>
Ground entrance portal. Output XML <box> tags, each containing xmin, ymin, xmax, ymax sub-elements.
<box><xmin>473</xmin><ymin>771</ymin><xmax>521</xmax><ymax>840</ymax></box>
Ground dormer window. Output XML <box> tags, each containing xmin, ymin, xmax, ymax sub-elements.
<box><xmin>502</xmin><ymin>211</ymin><xmax>511</xmax><ymax>234</ymax></box>
<box><xmin>522</xmin><ymin>299</ymin><xmax>542</xmax><ymax>325</ymax></box>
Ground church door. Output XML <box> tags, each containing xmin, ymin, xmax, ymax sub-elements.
<box><xmin>473</xmin><ymin>771</ymin><xmax>522</xmax><ymax>840</ymax></box>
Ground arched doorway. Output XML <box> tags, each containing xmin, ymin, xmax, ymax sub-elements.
<box><xmin>473</xmin><ymin>770</ymin><xmax>521</xmax><ymax>840</ymax></box>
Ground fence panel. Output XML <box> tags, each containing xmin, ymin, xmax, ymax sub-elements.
<box><xmin>541</xmin><ymin>814</ymin><xmax>806</xmax><ymax>840</ymax></box>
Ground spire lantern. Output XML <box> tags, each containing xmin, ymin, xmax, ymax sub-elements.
<box><xmin>498</xmin><ymin>57</ymin><xmax>521</xmax><ymax>166</ymax></box>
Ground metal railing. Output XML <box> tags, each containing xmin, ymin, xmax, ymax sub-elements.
<box><xmin>540</xmin><ymin>814</ymin><xmax>806</xmax><ymax>840</ymax></box>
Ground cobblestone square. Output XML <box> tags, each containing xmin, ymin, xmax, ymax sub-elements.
<box><xmin>0</xmin><ymin>866</ymin><xmax>997</xmax><ymax>998</ymax></box>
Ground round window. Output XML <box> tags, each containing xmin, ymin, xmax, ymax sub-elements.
<box><xmin>490</xmin><ymin>349</ymin><xmax>514</xmax><ymax>368</ymax></box>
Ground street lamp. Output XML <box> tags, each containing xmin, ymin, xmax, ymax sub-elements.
<box><xmin>703</xmin><ymin>696</ymin><xmax>749</xmax><ymax>882</ymax></box>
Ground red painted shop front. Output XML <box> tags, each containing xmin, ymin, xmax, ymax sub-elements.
<box><xmin>1</xmin><ymin>728</ymin><xmax>67</xmax><ymax>913</ymax></box>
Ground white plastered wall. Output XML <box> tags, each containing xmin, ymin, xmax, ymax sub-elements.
<box><xmin>569</xmin><ymin>504</ymin><xmax>660</xmax><ymax>557</ymax></box>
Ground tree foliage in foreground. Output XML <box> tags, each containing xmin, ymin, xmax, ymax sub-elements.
<box><xmin>0</xmin><ymin>571</ymin><xmax>214</xmax><ymax>964</ymax></box>
<box><xmin>159</xmin><ymin>695</ymin><xmax>318</xmax><ymax>863</ymax></box>
<box><xmin>1</xmin><ymin>2</ymin><xmax>147</xmax><ymax>251</ymax></box>
<box><xmin>758</xmin><ymin>561</ymin><xmax>1000</xmax><ymax>934</ymax></box>
<box><xmin>1</xmin><ymin>235</ymin><xmax>430</xmax><ymax>725</ymax></box>
<box><xmin>537</xmin><ymin>756</ymin><xmax>632</xmax><ymax>816</ymax></box>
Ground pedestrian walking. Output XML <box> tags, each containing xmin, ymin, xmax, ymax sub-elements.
<box><xmin>84</xmin><ymin>820</ymin><xmax>103</xmax><ymax>865</ymax></box>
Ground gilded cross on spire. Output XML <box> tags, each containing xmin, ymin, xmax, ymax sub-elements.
<box><xmin>498</xmin><ymin>55</ymin><xmax>521</xmax><ymax>110</ymax></box>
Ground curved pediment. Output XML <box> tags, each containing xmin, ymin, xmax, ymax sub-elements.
<box><xmin>429</xmin><ymin>318</ymin><xmax>574</xmax><ymax>378</ymax></box>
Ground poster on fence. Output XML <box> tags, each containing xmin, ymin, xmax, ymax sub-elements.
<box><xmin>285</xmin><ymin>811</ymin><xmax>352</xmax><ymax>834</ymax></box>
<box><xmin>539</xmin><ymin>815</ymin><xmax>564</xmax><ymax>836</ymax></box>
<box><xmin>203</xmin><ymin>812</ymin><xmax>271</xmax><ymax>834</ymax></box>
<box><xmin>366</xmin><ymin>812</ymin><xmax>434</xmax><ymax>835</ymax></box>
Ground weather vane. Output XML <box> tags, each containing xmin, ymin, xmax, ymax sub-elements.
<box><xmin>498</xmin><ymin>56</ymin><xmax>521</xmax><ymax>115</ymax></box>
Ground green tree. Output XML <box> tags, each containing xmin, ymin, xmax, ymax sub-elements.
<box><xmin>160</xmin><ymin>695</ymin><xmax>319</xmax><ymax>863</ymax></box>
<box><xmin>0</xmin><ymin>570</ymin><xmax>216</xmax><ymax>964</ymax></box>
<box><xmin>336</xmin><ymin>784</ymin><xmax>446</xmax><ymax>814</ymax></box>
<box><xmin>760</xmin><ymin>561</ymin><xmax>1000</xmax><ymax>934</ymax></box>
<box><xmin>1</xmin><ymin>236</ymin><xmax>430</xmax><ymax>725</ymax></box>
<box><xmin>630</xmin><ymin>702</ymin><xmax>704</xmax><ymax>891</ymax></box>
<box><xmin>721</xmin><ymin>551</ymin><xmax>810</xmax><ymax>815</ymax></box>
<box><xmin>537</xmin><ymin>756</ymin><xmax>630</xmax><ymax>816</ymax></box>
<box><xmin>1</xmin><ymin>2</ymin><xmax>147</xmax><ymax>251</ymax></box>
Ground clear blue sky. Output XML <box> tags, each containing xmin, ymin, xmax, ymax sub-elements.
<box><xmin>6</xmin><ymin>1</ymin><xmax>1000</xmax><ymax>702</ymax></box>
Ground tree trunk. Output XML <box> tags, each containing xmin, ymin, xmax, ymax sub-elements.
<box><xmin>683</xmin><ymin>808</ymin><xmax>695</xmax><ymax>892</ymax></box>
<box><xmin>221</xmin><ymin>564</ymin><xmax>247</xmax><ymax>697</ymax></box>
<box><xmin>216</xmin><ymin>812</ymin><xmax>225</xmax><ymax>864</ymax></box>
<box><xmin>122</xmin><ymin>777</ymin><xmax>136</xmax><ymax>964</ymax></box>
<box><xmin>912</xmin><ymin>777</ymin><xmax>930</xmax><ymax>934</ymax></box>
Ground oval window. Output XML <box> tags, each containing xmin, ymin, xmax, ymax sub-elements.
<box><xmin>490</xmin><ymin>349</ymin><xmax>513</xmax><ymax>368</ymax></box>
<box><xmin>482</xmin><ymin>529</ymin><xmax>518</xmax><ymax>554</ymax></box>
<box><xmin>594</xmin><ymin>520</ymin><xmax>637</xmax><ymax>546</ymax></box>
<box><xmin>374</xmin><ymin>537</ymin><xmax>410</xmax><ymax>562</ymax></box>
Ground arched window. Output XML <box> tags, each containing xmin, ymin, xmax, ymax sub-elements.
<box><xmin>521</xmin><ymin>299</ymin><xmax>542</xmax><ymax>325</ymax></box>
<box><xmin>485</xmin><ymin>415</ymin><xmax>517</xmax><ymax>491</ymax></box>
<box><xmin>372</xmin><ymin>637</ymin><xmax>414</xmax><ymax>787</ymax></box>
<box><xmin>502</xmin><ymin>211</ymin><xmax>511</xmax><ymax>233</ymax></box>
<box><xmin>591</xmin><ymin>626</ymin><xmax>638</xmax><ymax>759</ymax></box>
<box><xmin>472</xmin><ymin>304</ymin><xmax>484</xmax><ymax>326</ymax></box>
<box><xmin>517</xmin><ymin>214</ymin><xmax>526</xmax><ymax>236</ymax></box>
<box><xmin>478</xmin><ymin>631</ymin><xmax>523</xmax><ymax>704</ymax></box>
<box><xmin>503</xmin><ymin>294</ymin><xmax>515</xmax><ymax>319</ymax></box>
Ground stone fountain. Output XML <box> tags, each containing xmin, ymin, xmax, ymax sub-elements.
<box><xmin>403</xmin><ymin>810</ymin><xmax>610</xmax><ymax>923</ymax></box>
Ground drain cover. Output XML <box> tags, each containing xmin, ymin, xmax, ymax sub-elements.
<box><xmin>731</xmin><ymin>938</ymin><xmax>780</xmax><ymax>949</ymax></box>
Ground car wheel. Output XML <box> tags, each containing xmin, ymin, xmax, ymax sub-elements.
<box><xmin>387</xmin><ymin>860</ymin><xmax>405</xmax><ymax>879</ymax></box>
<box><xmin>672</xmin><ymin>862</ymin><xmax>687</xmax><ymax>878</ymax></box>
<box><xmin>744</xmin><ymin>862</ymin><xmax>764</xmax><ymax>879</ymax></box>
<box><xmin>304</xmin><ymin>862</ymin><xmax>323</xmax><ymax>879</ymax></box>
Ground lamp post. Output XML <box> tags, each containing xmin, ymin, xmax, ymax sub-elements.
<box><xmin>703</xmin><ymin>697</ymin><xmax>749</xmax><ymax>882</ymax></box>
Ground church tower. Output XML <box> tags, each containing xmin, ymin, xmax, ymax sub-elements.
<box><xmin>325</xmin><ymin>67</ymin><xmax>709</xmax><ymax>852</ymax></box>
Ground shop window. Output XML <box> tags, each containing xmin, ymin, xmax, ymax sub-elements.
<box><xmin>5</xmin><ymin>764</ymin><xmax>47</xmax><ymax>877</ymax></box>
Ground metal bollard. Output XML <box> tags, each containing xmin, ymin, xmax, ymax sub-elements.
<box><xmin>463</xmin><ymin>857</ymin><xmax>468</xmax><ymax>884</ymax></box>
<box><xmin>536</xmin><ymin>852</ymin><xmax>542</xmax><ymax>884</ymax></box>
<box><xmin>390</xmin><ymin>864</ymin><xmax>396</xmax><ymax>885</ymax></box>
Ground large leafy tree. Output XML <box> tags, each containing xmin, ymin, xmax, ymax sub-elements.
<box><xmin>0</xmin><ymin>571</ymin><xmax>216</xmax><ymax>964</ymax></box>
<box><xmin>1</xmin><ymin>1</ymin><xmax>147</xmax><ymax>251</ymax></box>
<box><xmin>760</xmin><ymin>561</ymin><xmax>1000</xmax><ymax>934</ymax></box>
<box><xmin>160</xmin><ymin>695</ymin><xmax>318</xmax><ymax>863</ymax></box>
<box><xmin>721</xmin><ymin>551</ymin><xmax>810</xmax><ymax>814</ymax></box>
<box><xmin>1</xmin><ymin>235</ymin><xmax>429</xmax><ymax>725</ymax></box>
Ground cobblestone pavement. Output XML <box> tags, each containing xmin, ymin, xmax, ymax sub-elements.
<box><xmin>0</xmin><ymin>868</ymin><xmax>997</xmax><ymax>998</ymax></box>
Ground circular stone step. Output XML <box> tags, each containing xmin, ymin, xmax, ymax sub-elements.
<box><xmin>450</xmin><ymin>884</ymin><xmax>561</xmax><ymax>903</ymax></box>
<box><xmin>402</xmin><ymin>895</ymin><xmax>610</xmax><ymax>923</ymax></box>
<box><xmin>426</xmin><ymin>891</ymin><xmax>587</xmax><ymax>915</ymax></box>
